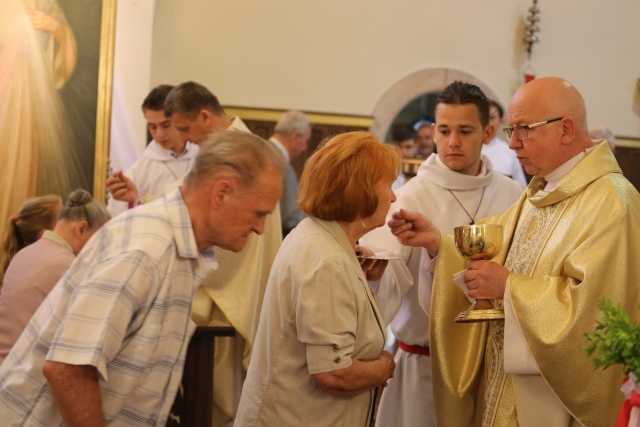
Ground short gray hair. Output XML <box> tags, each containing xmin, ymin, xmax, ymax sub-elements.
<box><xmin>184</xmin><ymin>130</ymin><xmax>285</xmax><ymax>189</ymax></box>
<box><xmin>274</xmin><ymin>110</ymin><xmax>311</xmax><ymax>137</ymax></box>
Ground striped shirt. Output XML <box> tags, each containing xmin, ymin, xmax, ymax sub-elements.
<box><xmin>0</xmin><ymin>189</ymin><xmax>217</xmax><ymax>426</ymax></box>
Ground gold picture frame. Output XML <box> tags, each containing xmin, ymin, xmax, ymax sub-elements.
<box><xmin>224</xmin><ymin>107</ymin><xmax>375</xmax><ymax>129</ymax></box>
<box><xmin>93</xmin><ymin>0</ymin><xmax>117</xmax><ymax>201</ymax></box>
<box><xmin>224</xmin><ymin>106</ymin><xmax>374</xmax><ymax>177</ymax></box>
<box><xmin>0</xmin><ymin>0</ymin><xmax>117</xmax><ymax>241</ymax></box>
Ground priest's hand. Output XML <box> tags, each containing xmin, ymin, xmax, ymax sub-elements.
<box><xmin>464</xmin><ymin>260</ymin><xmax>510</xmax><ymax>300</ymax></box>
<box><xmin>388</xmin><ymin>209</ymin><xmax>441</xmax><ymax>257</ymax></box>
<box><xmin>106</xmin><ymin>171</ymin><xmax>139</xmax><ymax>204</ymax></box>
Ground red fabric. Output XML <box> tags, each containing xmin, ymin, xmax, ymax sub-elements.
<box><xmin>398</xmin><ymin>341</ymin><xmax>430</xmax><ymax>357</ymax></box>
<box><xmin>616</xmin><ymin>390</ymin><xmax>640</xmax><ymax>427</ymax></box>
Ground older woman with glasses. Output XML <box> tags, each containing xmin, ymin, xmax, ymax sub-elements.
<box><xmin>236</xmin><ymin>131</ymin><xmax>400</xmax><ymax>427</ymax></box>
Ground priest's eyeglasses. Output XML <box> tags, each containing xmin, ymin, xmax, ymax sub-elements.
<box><xmin>503</xmin><ymin>117</ymin><xmax>563</xmax><ymax>140</ymax></box>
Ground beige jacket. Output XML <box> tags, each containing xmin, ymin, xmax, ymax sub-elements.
<box><xmin>236</xmin><ymin>218</ymin><xmax>386</xmax><ymax>427</ymax></box>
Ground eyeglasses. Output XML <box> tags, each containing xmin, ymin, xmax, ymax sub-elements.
<box><xmin>503</xmin><ymin>117</ymin><xmax>563</xmax><ymax>140</ymax></box>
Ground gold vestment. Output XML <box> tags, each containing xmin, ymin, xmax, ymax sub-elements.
<box><xmin>429</xmin><ymin>142</ymin><xmax>640</xmax><ymax>426</ymax></box>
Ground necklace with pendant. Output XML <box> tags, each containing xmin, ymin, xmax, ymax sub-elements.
<box><xmin>163</xmin><ymin>156</ymin><xmax>192</xmax><ymax>181</ymax></box>
<box><xmin>447</xmin><ymin>187</ymin><xmax>486</xmax><ymax>225</ymax></box>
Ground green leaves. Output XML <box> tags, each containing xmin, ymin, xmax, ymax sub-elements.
<box><xmin>584</xmin><ymin>298</ymin><xmax>640</xmax><ymax>376</ymax></box>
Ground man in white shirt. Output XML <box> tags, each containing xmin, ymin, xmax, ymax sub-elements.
<box><xmin>481</xmin><ymin>100</ymin><xmax>528</xmax><ymax>187</ymax></box>
<box><xmin>268</xmin><ymin>110</ymin><xmax>311</xmax><ymax>236</ymax></box>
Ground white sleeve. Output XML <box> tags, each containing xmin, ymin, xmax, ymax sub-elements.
<box><xmin>418</xmin><ymin>252</ymin><xmax>436</xmax><ymax>314</ymax></box>
<box><xmin>503</xmin><ymin>278</ymin><xmax>541</xmax><ymax>374</ymax></box>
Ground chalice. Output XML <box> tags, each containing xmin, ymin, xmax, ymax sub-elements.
<box><xmin>453</xmin><ymin>224</ymin><xmax>505</xmax><ymax>323</ymax></box>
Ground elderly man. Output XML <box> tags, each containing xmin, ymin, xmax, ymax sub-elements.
<box><xmin>360</xmin><ymin>81</ymin><xmax>522</xmax><ymax>427</ymax></box>
<box><xmin>0</xmin><ymin>130</ymin><xmax>284</xmax><ymax>426</ymax></box>
<box><xmin>268</xmin><ymin>110</ymin><xmax>311</xmax><ymax>236</ymax></box>
<box><xmin>109</xmin><ymin>81</ymin><xmax>283</xmax><ymax>425</ymax></box>
<box><xmin>414</xmin><ymin>119</ymin><xmax>436</xmax><ymax>158</ymax></box>
<box><xmin>390</xmin><ymin>77</ymin><xmax>640</xmax><ymax>426</ymax></box>
<box><xmin>389</xmin><ymin>122</ymin><xmax>416</xmax><ymax>190</ymax></box>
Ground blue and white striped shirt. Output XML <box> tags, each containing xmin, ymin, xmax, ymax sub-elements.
<box><xmin>0</xmin><ymin>189</ymin><xmax>217</xmax><ymax>426</ymax></box>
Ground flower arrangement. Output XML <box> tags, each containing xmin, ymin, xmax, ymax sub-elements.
<box><xmin>584</xmin><ymin>298</ymin><xmax>640</xmax><ymax>427</ymax></box>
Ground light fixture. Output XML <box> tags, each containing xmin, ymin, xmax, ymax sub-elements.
<box><xmin>523</xmin><ymin>0</ymin><xmax>540</xmax><ymax>83</ymax></box>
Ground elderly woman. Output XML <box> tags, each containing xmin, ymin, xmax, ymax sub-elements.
<box><xmin>0</xmin><ymin>189</ymin><xmax>110</xmax><ymax>364</ymax></box>
<box><xmin>236</xmin><ymin>131</ymin><xmax>401</xmax><ymax>426</ymax></box>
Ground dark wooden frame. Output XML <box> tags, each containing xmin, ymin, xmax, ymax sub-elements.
<box><xmin>168</xmin><ymin>326</ymin><xmax>236</xmax><ymax>427</ymax></box>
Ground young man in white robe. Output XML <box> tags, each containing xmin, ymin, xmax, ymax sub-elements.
<box><xmin>360</xmin><ymin>81</ymin><xmax>523</xmax><ymax>427</ymax></box>
<box><xmin>106</xmin><ymin>85</ymin><xmax>199</xmax><ymax>217</ymax></box>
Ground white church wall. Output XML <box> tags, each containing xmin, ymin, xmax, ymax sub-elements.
<box><xmin>113</xmin><ymin>0</ymin><xmax>640</xmax><ymax>144</ymax></box>
<box><xmin>111</xmin><ymin>0</ymin><xmax>157</xmax><ymax>160</ymax></box>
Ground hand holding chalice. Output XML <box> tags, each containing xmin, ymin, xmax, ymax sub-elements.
<box><xmin>453</xmin><ymin>224</ymin><xmax>505</xmax><ymax>323</ymax></box>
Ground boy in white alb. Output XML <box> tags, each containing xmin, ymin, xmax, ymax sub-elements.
<box><xmin>107</xmin><ymin>85</ymin><xmax>199</xmax><ymax>217</ymax></box>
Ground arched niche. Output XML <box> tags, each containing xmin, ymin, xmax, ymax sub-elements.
<box><xmin>370</xmin><ymin>68</ymin><xmax>499</xmax><ymax>139</ymax></box>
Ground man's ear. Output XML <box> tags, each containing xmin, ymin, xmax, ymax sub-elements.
<box><xmin>211</xmin><ymin>177</ymin><xmax>235</xmax><ymax>206</ymax></box>
<box><xmin>200</xmin><ymin>109</ymin><xmax>212</xmax><ymax>124</ymax></box>
<box><xmin>560</xmin><ymin>117</ymin><xmax>575</xmax><ymax>145</ymax></box>
<box><xmin>484</xmin><ymin>124</ymin><xmax>495</xmax><ymax>144</ymax></box>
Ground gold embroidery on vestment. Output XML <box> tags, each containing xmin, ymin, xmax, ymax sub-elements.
<box><xmin>481</xmin><ymin>198</ymin><xmax>570</xmax><ymax>426</ymax></box>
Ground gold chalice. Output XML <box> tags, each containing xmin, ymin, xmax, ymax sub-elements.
<box><xmin>453</xmin><ymin>224</ymin><xmax>505</xmax><ymax>323</ymax></box>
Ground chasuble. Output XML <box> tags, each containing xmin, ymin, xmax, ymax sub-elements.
<box><xmin>429</xmin><ymin>141</ymin><xmax>640</xmax><ymax>426</ymax></box>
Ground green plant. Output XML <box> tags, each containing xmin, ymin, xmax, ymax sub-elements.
<box><xmin>584</xmin><ymin>298</ymin><xmax>640</xmax><ymax>376</ymax></box>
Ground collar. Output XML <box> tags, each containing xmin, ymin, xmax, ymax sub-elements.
<box><xmin>268</xmin><ymin>137</ymin><xmax>290</xmax><ymax>161</ymax></box>
<box><xmin>228</xmin><ymin>116</ymin><xmax>251</xmax><ymax>133</ymax></box>
<box><xmin>144</xmin><ymin>140</ymin><xmax>199</xmax><ymax>161</ymax></box>
<box><xmin>41</xmin><ymin>229</ymin><xmax>74</xmax><ymax>254</ymax></box>
<box><xmin>165</xmin><ymin>188</ymin><xmax>217</xmax><ymax>269</ymax></box>
<box><xmin>415</xmin><ymin>152</ymin><xmax>495</xmax><ymax>190</ymax></box>
<box><xmin>310</xmin><ymin>218</ymin><xmax>356</xmax><ymax>256</ymax></box>
<box><xmin>527</xmin><ymin>141</ymin><xmax>621</xmax><ymax>207</ymax></box>
<box><xmin>542</xmin><ymin>147</ymin><xmax>591</xmax><ymax>191</ymax></box>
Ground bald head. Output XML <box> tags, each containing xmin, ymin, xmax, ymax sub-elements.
<box><xmin>507</xmin><ymin>77</ymin><xmax>594</xmax><ymax>177</ymax></box>
<box><xmin>511</xmin><ymin>77</ymin><xmax>590</xmax><ymax>141</ymax></box>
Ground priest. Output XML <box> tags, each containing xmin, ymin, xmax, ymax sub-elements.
<box><xmin>389</xmin><ymin>77</ymin><xmax>640</xmax><ymax>426</ymax></box>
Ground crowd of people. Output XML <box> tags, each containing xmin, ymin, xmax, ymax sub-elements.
<box><xmin>0</xmin><ymin>76</ymin><xmax>637</xmax><ymax>427</ymax></box>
